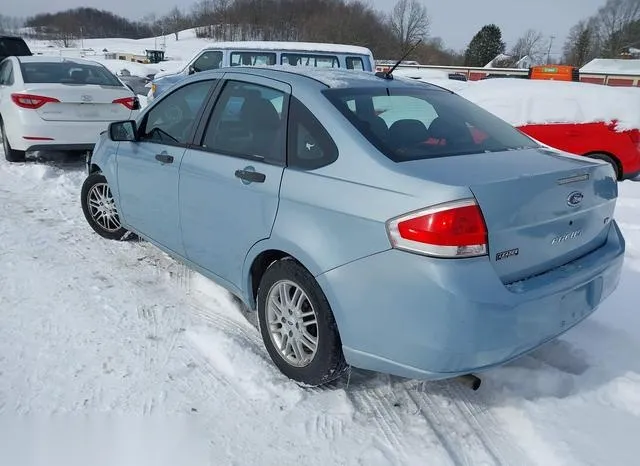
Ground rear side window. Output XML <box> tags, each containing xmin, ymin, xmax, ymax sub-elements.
<box><xmin>281</xmin><ymin>54</ymin><xmax>339</xmax><ymax>68</ymax></box>
<box><xmin>346</xmin><ymin>57</ymin><xmax>364</xmax><ymax>70</ymax></box>
<box><xmin>323</xmin><ymin>86</ymin><xmax>539</xmax><ymax>162</ymax></box>
<box><xmin>287</xmin><ymin>96</ymin><xmax>338</xmax><ymax>170</ymax></box>
<box><xmin>0</xmin><ymin>38</ymin><xmax>30</xmax><ymax>57</ymax></box>
<box><xmin>20</xmin><ymin>62</ymin><xmax>122</xmax><ymax>87</ymax></box>
<box><xmin>201</xmin><ymin>80</ymin><xmax>286</xmax><ymax>164</ymax></box>
<box><xmin>230</xmin><ymin>52</ymin><xmax>276</xmax><ymax>66</ymax></box>
<box><xmin>192</xmin><ymin>51</ymin><xmax>223</xmax><ymax>72</ymax></box>
<box><xmin>0</xmin><ymin>61</ymin><xmax>13</xmax><ymax>85</ymax></box>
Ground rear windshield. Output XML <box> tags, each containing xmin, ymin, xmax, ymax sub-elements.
<box><xmin>20</xmin><ymin>62</ymin><xmax>123</xmax><ymax>87</ymax></box>
<box><xmin>323</xmin><ymin>86</ymin><xmax>539</xmax><ymax>161</ymax></box>
<box><xmin>0</xmin><ymin>38</ymin><xmax>31</xmax><ymax>58</ymax></box>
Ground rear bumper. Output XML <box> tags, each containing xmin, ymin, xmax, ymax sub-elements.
<box><xmin>4</xmin><ymin>112</ymin><xmax>115</xmax><ymax>152</ymax></box>
<box><xmin>316</xmin><ymin>221</ymin><xmax>625</xmax><ymax>380</ymax></box>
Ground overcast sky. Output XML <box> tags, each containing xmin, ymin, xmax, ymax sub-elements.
<box><xmin>10</xmin><ymin>0</ymin><xmax>605</xmax><ymax>54</ymax></box>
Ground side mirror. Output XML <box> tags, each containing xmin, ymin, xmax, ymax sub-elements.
<box><xmin>109</xmin><ymin>120</ymin><xmax>138</xmax><ymax>142</ymax></box>
<box><xmin>188</xmin><ymin>65</ymin><xmax>197</xmax><ymax>75</ymax></box>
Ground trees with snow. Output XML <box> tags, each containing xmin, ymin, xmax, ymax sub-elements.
<box><xmin>464</xmin><ymin>24</ymin><xmax>506</xmax><ymax>67</ymax></box>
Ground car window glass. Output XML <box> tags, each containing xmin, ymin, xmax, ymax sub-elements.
<box><xmin>323</xmin><ymin>87</ymin><xmax>538</xmax><ymax>162</ymax></box>
<box><xmin>0</xmin><ymin>61</ymin><xmax>9</xmax><ymax>84</ymax></box>
<box><xmin>192</xmin><ymin>51</ymin><xmax>223</xmax><ymax>72</ymax></box>
<box><xmin>281</xmin><ymin>54</ymin><xmax>339</xmax><ymax>68</ymax></box>
<box><xmin>346</xmin><ymin>57</ymin><xmax>365</xmax><ymax>70</ymax></box>
<box><xmin>140</xmin><ymin>80</ymin><xmax>215</xmax><ymax>146</ymax></box>
<box><xmin>201</xmin><ymin>80</ymin><xmax>286</xmax><ymax>163</ymax></box>
<box><xmin>230</xmin><ymin>52</ymin><xmax>276</xmax><ymax>66</ymax></box>
<box><xmin>20</xmin><ymin>62</ymin><xmax>122</xmax><ymax>86</ymax></box>
<box><xmin>287</xmin><ymin>96</ymin><xmax>338</xmax><ymax>170</ymax></box>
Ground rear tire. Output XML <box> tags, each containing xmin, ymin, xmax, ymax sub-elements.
<box><xmin>257</xmin><ymin>258</ymin><xmax>348</xmax><ymax>386</ymax></box>
<box><xmin>81</xmin><ymin>172</ymin><xmax>131</xmax><ymax>240</ymax></box>
<box><xmin>0</xmin><ymin>119</ymin><xmax>26</xmax><ymax>163</ymax></box>
<box><xmin>587</xmin><ymin>153</ymin><xmax>620</xmax><ymax>180</ymax></box>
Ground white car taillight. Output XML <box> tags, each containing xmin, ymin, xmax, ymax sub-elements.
<box><xmin>112</xmin><ymin>97</ymin><xmax>138</xmax><ymax>110</ymax></box>
<box><xmin>386</xmin><ymin>199</ymin><xmax>488</xmax><ymax>258</ymax></box>
<box><xmin>11</xmin><ymin>93</ymin><xmax>60</xmax><ymax>109</ymax></box>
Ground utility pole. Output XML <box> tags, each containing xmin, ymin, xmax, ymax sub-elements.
<box><xmin>546</xmin><ymin>35</ymin><xmax>555</xmax><ymax>63</ymax></box>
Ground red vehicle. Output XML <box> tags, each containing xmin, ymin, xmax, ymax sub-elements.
<box><xmin>458</xmin><ymin>79</ymin><xmax>640</xmax><ymax>180</ymax></box>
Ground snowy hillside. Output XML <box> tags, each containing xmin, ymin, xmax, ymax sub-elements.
<box><xmin>24</xmin><ymin>28</ymin><xmax>210</xmax><ymax>79</ymax></box>
<box><xmin>0</xmin><ymin>146</ymin><xmax>639</xmax><ymax>464</ymax></box>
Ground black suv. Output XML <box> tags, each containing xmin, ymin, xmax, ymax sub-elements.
<box><xmin>0</xmin><ymin>36</ymin><xmax>32</xmax><ymax>62</ymax></box>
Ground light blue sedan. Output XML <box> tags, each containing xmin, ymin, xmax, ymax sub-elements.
<box><xmin>81</xmin><ymin>67</ymin><xmax>625</xmax><ymax>387</ymax></box>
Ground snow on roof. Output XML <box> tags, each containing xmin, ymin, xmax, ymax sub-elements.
<box><xmin>457</xmin><ymin>78</ymin><xmax>640</xmax><ymax>131</ymax></box>
<box><xmin>391</xmin><ymin>67</ymin><xmax>450</xmax><ymax>80</ymax></box>
<box><xmin>198</xmin><ymin>40</ymin><xmax>373</xmax><ymax>56</ymax></box>
<box><xmin>580</xmin><ymin>58</ymin><xmax>640</xmax><ymax>75</ymax></box>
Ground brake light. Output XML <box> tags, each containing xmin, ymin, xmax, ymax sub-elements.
<box><xmin>112</xmin><ymin>96</ymin><xmax>138</xmax><ymax>110</ymax></box>
<box><xmin>11</xmin><ymin>93</ymin><xmax>60</xmax><ymax>109</ymax></box>
<box><xmin>386</xmin><ymin>199</ymin><xmax>488</xmax><ymax>258</ymax></box>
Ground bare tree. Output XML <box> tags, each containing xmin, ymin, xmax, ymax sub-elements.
<box><xmin>389</xmin><ymin>0</ymin><xmax>430</xmax><ymax>54</ymax></box>
<box><xmin>563</xmin><ymin>19</ymin><xmax>601</xmax><ymax>67</ymax></box>
<box><xmin>597</xmin><ymin>0</ymin><xmax>640</xmax><ymax>56</ymax></box>
<box><xmin>164</xmin><ymin>6</ymin><xmax>186</xmax><ymax>40</ymax></box>
<box><xmin>510</xmin><ymin>29</ymin><xmax>545</xmax><ymax>63</ymax></box>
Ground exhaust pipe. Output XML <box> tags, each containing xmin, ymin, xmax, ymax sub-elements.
<box><xmin>459</xmin><ymin>374</ymin><xmax>482</xmax><ymax>391</ymax></box>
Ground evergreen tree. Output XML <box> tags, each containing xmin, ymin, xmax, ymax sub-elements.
<box><xmin>463</xmin><ymin>24</ymin><xmax>506</xmax><ymax>66</ymax></box>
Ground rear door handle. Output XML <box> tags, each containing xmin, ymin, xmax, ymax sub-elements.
<box><xmin>235</xmin><ymin>169</ymin><xmax>266</xmax><ymax>183</ymax></box>
<box><xmin>155</xmin><ymin>153</ymin><xmax>174</xmax><ymax>164</ymax></box>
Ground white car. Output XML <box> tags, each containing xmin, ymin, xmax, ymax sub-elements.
<box><xmin>0</xmin><ymin>56</ymin><xmax>140</xmax><ymax>162</ymax></box>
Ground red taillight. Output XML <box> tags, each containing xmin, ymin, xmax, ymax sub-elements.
<box><xmin>112</xmin><ymin>96</ymin><xmax>137</xmax><ymax>110</ymax></box>
<box><xmin>11</xmin><ymin>93</ymin><xmax>60</xmax><ymax>109</ymax></box>
<box><xmin>386</xmin><ymin>199</ymin><xmax>488</xmax><ymax>258</ymax></box>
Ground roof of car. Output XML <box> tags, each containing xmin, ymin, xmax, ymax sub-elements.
<box><xmin>16</xmin><ymin>56</ymin><xmax>102</xmax><ymax>66</ymax></box>
<box><xmin>198</xmin><ymin>40</ymin><xmax>373</xmax><ymax>56</ymax></box>
<box><xmin>201</xmin><ymin>66</ymin><xmax>445</xmax><ymax>91</ymax></box>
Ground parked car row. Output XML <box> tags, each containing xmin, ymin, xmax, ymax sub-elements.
<box><xmin>79</xmin><ymin>66</ymin><xmax>624</xmax><ymax>387</ymax></box>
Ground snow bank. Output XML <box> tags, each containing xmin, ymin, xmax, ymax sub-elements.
<box><xmin>458</xmin><ymin>78</ymin><xmax>640</xmax><ymax>131</ymax></box>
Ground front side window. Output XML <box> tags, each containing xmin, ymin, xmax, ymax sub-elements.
<box><xmin>346</xmin><ymin>57</ymin><xmax>365</xmax><ymax>70</ymax></box>
<box><xmin>323</xmin><ymin>86</ymin><xmax>539</xmax><ymax>162</ymax></box>
<box><xmin>191</xmin><ymin>51</ymin><xmax>223</xmax><ymax>72</ymax></box>
<box><xmin>281</xmin><ymin>54</ymin><xmax>339</xmax><ymax>68</ymax></box>
<box><xmin>140</xmin><ymin>80</ymin><xmax>215</xmax><ymax>146</ymax></box>
<box><xmin>200</xmin><ymin>80</ymin><xmax>286</xmax><ymax>163</ymax></box>
<box><xmin>230</xmin><ymin>52</ymin><xmax>276</xmax><ymax>67</ymax></box>
<box><xmin>20</xmin><ymin>62</ymin><xmax>122</xmax><ymax>87</ymax></box>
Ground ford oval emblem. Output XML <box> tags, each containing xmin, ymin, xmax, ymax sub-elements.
<box><xmin>567</xmin><ymin>191</ymin><xmax>584</xmax><ymax>207</ymax></box>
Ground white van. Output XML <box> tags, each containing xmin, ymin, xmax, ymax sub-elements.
<box><xmin>148</xmin><ymin>41</ymin><xmax>375</xmax><ymax>101</ymax></box>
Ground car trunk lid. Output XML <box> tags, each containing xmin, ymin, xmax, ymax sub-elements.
<box><xmin>394</xmin><ymin>148</ymin><xmax>618</xmax><ymax>284</ymax></box>
<box><xmin>22</xmin><ymin>85</ymin><xmax>134</xmax><ymax>122</ymax></box>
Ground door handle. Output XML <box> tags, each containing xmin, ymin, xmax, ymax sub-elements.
<box><xmin>235</xmin><ymin>169</ymin><xmax>266</xmax><ymax>183</ymax></box>
<box><xmin>155</xmin><ymin>153</ymin><xmax>174</xmax><ymax>164</ymax></box>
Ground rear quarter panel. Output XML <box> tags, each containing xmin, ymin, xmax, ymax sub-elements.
<box><xmin>518</xmin><ymin>122</ymin><xmax>640</xmax><ymax>175</ymax></box>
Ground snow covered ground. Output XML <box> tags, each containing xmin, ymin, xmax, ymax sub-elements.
<box><xmin>0</xmin><ymin>146</ymin><xmax>639</xmax><ymax>464</ymax></box>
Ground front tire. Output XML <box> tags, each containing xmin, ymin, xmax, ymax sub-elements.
<box><xmin>81</xmin><ymin>172</ymin><xmax>130</xmax><ymax>240</ymax></box>
<box><xmin>0</xmin><ymin>119</ymin><xmax>26</xmax><ymax>163</ymax></box>
<box><xmin>257</xmin><ymin>258</ymin><xmax>348</xmax><ymax>386</ymax></box>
